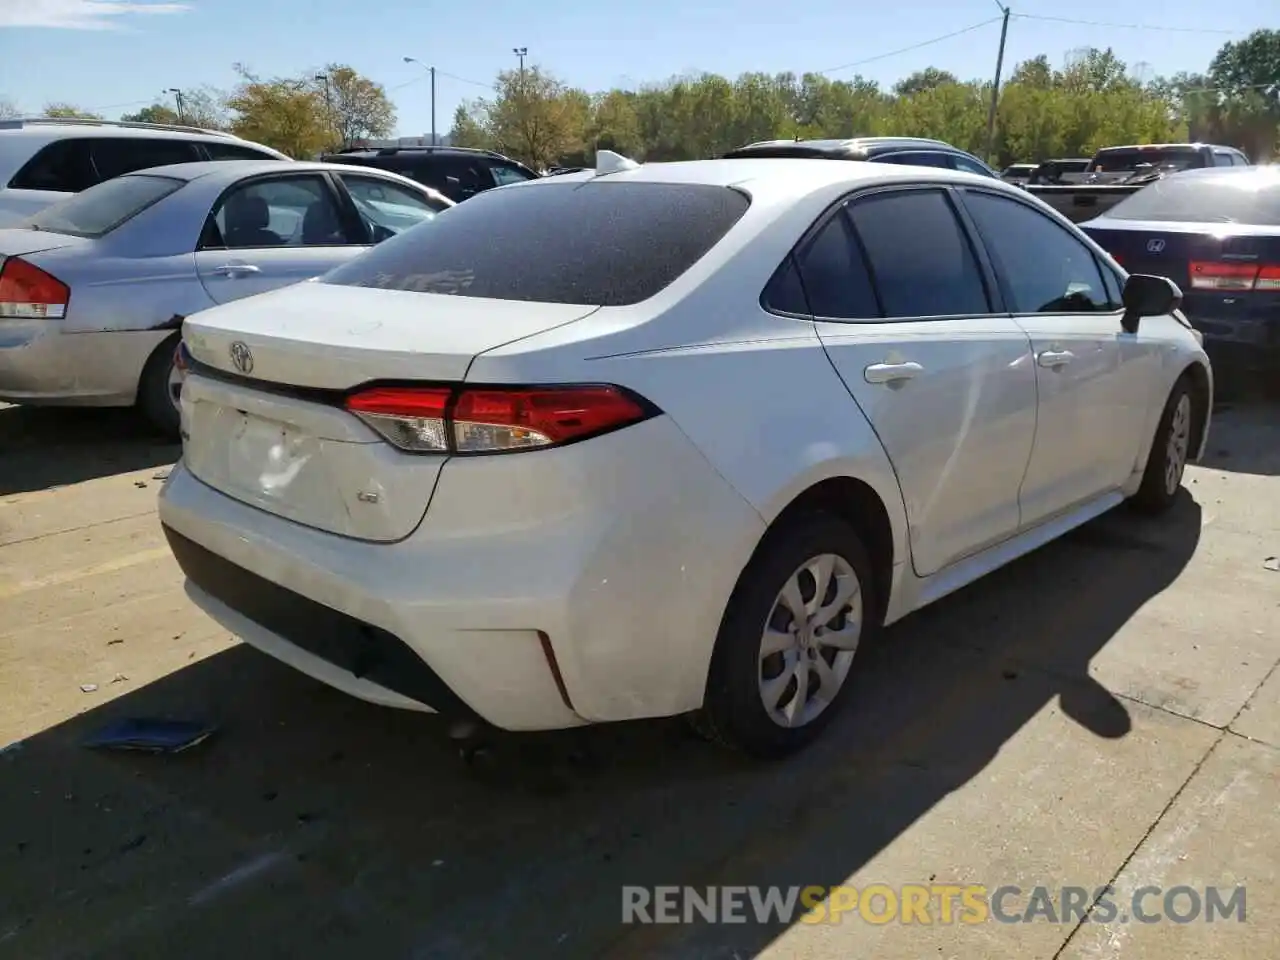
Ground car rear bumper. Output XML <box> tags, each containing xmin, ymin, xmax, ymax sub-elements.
<box><xmin>0</xmin><ymin>321</ymin><xmax>167</xmax><ymax>406</ymax></box>
<box><xmin>158</xmin><ymin>416</ymin><xmax>767</xmax><ymax>731</ymax></box>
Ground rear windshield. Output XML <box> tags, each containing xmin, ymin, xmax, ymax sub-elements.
<box><xmin>322</xmin><ymin>181</ymin><xmax>751</xmax><ymax>306</ymax></box>
<box><xmin>22</xmin><ymin>174</ymin><xmax>183</xmax><ymax>238</ymax></box>
<box><xmin>1090</xmin><ymin>148</ymin><xmax>1205</xmax><ymax>174</ymax></box>
<box><xmin>1101</xmin><ymin>174</ymin><xmax>1280</xmax><ymax>225</ymax></box>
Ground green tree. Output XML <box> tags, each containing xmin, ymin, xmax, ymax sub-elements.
<box><xmin>315</xmin><ymin>64</ymin><xmax>395</xmax><ymax>150</ymax></box>
<box><xmin>42</xmin><ymin>103</ymin><xmax>103</xmax><ymax>120</ymax></box>
<box><xmin>225</xmin><ymin>65</ymin><xmax>328</xmax><ymax>157</ymax></box>
<box><xmin>484</xmin><ymin>66</ymin><xmax>582</xmax><ymax>170</ymax></box>
<box><xmin>894</xmin><ymin>68</ymin><xmax>959</xmax><ymax>97</ymax></box>
<box><xmin>449</xmin><ymin>102</ymin><xmax>493</xmax><ymax>150</ymax></box>
<box><xmin>120</xmin><ymin>104</ymin><xmax>181</xmax><ymax>125</ymax></box>
<box><xmin>1207</xmin><ymin>29</ymin><xmax>1280</xmax><ymax>158</ymax></box>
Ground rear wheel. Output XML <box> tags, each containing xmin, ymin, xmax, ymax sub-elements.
<box><xmin>693</xmin><ymin>513</ymin><xmax>877</xmax><ymax>759</ymax></box>
<box><xmin>137</xmin><ymin>332</ymin><xmax>182</xmax><ymax>440</ymax></box>
<box><xmin>1129</xmin><ymin>379</ymin><xmax>1194</xmax><ymax>515</ymax></box>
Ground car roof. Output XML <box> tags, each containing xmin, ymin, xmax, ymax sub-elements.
<box><xmin>1166</xmin><ymin>166</ymin><xmax>1279</xmax><ymax>184</ymax></box>
<box><xmin>0</xmin><ymin>125</ymin><xmax>244</xmax><ymax>144</ymax></box>
<box><xmin>123</xmin><ymin>159</ymin><xmax>399</xmax><ymax>182</ymax></box>
<box><xmin>727</xmin><ymin>136</ymin><xmax>966</xmax><ymax>158</ymax></box>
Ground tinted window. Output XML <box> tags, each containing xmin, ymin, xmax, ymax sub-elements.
<box><xmin>876</xmin><ymin>151</ymin><xmax>952</xmax><ymax>169</ymax></box>
<box><xmin>963</xmin><ymin>191</ymin><xmax>1110</xmax><ymax>313</ymax></box>
<box><xmin>21</xmin><ymin>174</ymin><xmax>183</xmax><ymax>238</ymax></box>
<box><xmin>322</xmin><ymin>181</ymin><xmax>750</xmax><ymax>306</ymax></box>
<box><xmin>206</xmin><ymin>175</ymin><xmax>351</xmax><ymax>249</ymax></box>
<box><xmin>847</xmin><ymin>189</ymin><xmax>989</xmax><ymax>317</ymax></box>
<box><xmin>763</xmin><ymin>256</ymin><xmax>810</xmax><ymax>315</ymax></box>
<box><xmin>1090</xmin><ymin>147</ymin><xmax>1205</xmax><ymax>174</ymax></box>
<box><xmin>407</xmin><ymin>156</ymin><xmax>492</xmax><ymax>199</ymax></box>
<box><xmin>8</xmin><ymin>139</ymin><xmax>95</xmax><ymax>192</ymax></box>
<box><xmin>203</xmin><ymin>142</ymin><xmax>280</xmax><ymax>161</ymax></box>
<box><xmin>1101</xmin><ymin>173</ymin><xmax>1280</xmax><ymax>226</ymax></box>
<box><xmin>953</xmin><ymin>155</ymin><xmax>995</xmax><ymax>177</ymax></box>
<box><xmin>791</xmin><ymin>212</ymin><xmax>879</xmax><ymax>319</ymax></box>
<box><xmin>91</xmin><ymin>138</ymin><xmax>202</xmax><ymax>180</ymax></box>
<box><xmin>488</xmin><ymin>161</ymin><xmax>535</xmax><ymax>186</ymax></box>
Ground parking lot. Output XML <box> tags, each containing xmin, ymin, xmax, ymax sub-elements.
<box><xmin>1</xmin><ymin>398</ymin><xmax>1277</xmax><ymax>959</ymax></box>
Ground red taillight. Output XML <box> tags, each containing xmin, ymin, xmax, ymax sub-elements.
<box><xmin>344</xmin><ymin>384</ymin><xmax>655</xmax><ymax>454</ymax></box>
<box><xmin>0</xmin><ymin>257</ymin><xmax>69</xmax><ymax>319</ymax></box>
<box><xmin>1187</xmin><ymin>260</ymin><xmax>1278</xmax><ymax>291</ymax></box>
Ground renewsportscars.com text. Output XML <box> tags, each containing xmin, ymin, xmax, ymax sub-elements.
<box><xmin>621</xmin><ymin>884</ymin><xmax>1247</xmax><ymax>926</ymax></box>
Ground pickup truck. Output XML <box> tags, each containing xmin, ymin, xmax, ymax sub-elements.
<box><xmin>1024</xmin><ymin>143</ymin><xmax>1251</xmax><ymax>222</ymax></box>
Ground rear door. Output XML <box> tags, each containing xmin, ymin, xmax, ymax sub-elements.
<box><xmin>959</xmin><ymin>189</ymin><xmax>1160</xmax><ymax>524</ymax></box>
<box><xmin>195</xmin><ymin>172</ymin><xmax>366</xmax><ymax>304</ymax></box>
<box><xmin>788</xmin><ymin>185</ymin><xmax>1038</xmax><ymax>577</ymax></box>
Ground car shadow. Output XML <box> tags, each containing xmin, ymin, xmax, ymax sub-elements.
<box><xmin>0</xmin><ymin>406</ymin><xmax>178</xmax><ymax>496</ymax></box>
<box><xmin>1201</xmin><ymin>399</ymin><xmax>1280</xmax><ymax>477</ymax></box>
<box><xmin>0</xmin><ymin>495</ymin><xmax>1202</xmax><ymax>959</ymax></box>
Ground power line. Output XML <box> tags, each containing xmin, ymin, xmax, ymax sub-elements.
<box><xmin>389</xmin><ymin>70</ymin><xmax>490</xmax><ymax>93</ymax></box>
<box><xmin>818</xmin><ymin>17</ymin><xmax>1003</xmax><ymax>76</ymax></box>
<box><xmin>1012</xmin><ymin>13</ymin><xmax>1246</xmax><ymax>36</ymax></box>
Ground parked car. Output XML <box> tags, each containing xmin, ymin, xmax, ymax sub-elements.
<box><xmin>1080</xmin><ymin>165</ymin><xmax>1280</xmax><ymax>395</ymax></box>
<box><xmin>1001</xmin><ymin>162</ymin><xmax>1039</xmax><ymax>184</ymax></box>
<box><xmin>1027</xmin><ymin>157</ymin><xmax>1091</xmax><ymax>184</ymax></box>
<box><xmin>0</xmin><ymin>160</ymin><xmax>452</xmax><ymax>436</ymax></box>
<box><xmin>1026</xmin><ymin>143</ymin><xmax>1252</xmax><ymax>223</ymax></box>
<box><xmin>159</xmin><ymin>154</ymin><xmax>1211</xmax><ymax>758</ymax></box>
<box><xmin>319</xmin><ymin>145</ymin><xmax>540</xmax><ymax>203</ymax></box>
<box><xmin>722</xmin><ymin>136</ymin><xmax>1000</xmax><ymax>177</ymax></box>
<box><xmin>0</xmin><ymin>117</ymin><xmax>288</xmax><ymax>226</ymax></box>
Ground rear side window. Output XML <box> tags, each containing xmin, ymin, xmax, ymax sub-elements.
<box><xmin>322</xmin><ymin>181</ymin><xmax>750</xmax><ymax>306</ymax></box>
<box><xmin>91</xmin><ymin>138</ymin><xmax>202</xmax><ymax>180</ymax></box>
<box><xmin>1102</xmin><ymin>175</ymin><xmax>1280</xmax><ymax>226</ymax></box>
<box><xmin>203</xmin><ymin>142</ymin><xmax>280</xmax><ymax>161</ymax></box>
<box><xmin>847</xmin><ymin>189</ymin><xmax>990</xmax><ymax>317</ymax></box>
<box><xmin>9</xmin><ymin>139</ymin><xmax>95</xmax><ymax>192</ymax></box>
<box><xmin>487</xmin><ymin>161</ymin><xmax>536</xmax><ymax>186</ymax></box>
<box><xmin>22</xmin><ymin>174</ymin><xmax>183</xmax><ymax>238</ymax></box>
<box><xmin>874</xmin><ymin>151</ymin><xmax>952</xmax><ymax>169</ymax></box>
<box><xmin>790</xmin><ymin>212</ymin><xmax>879</xmax><ymax>319</ymax></box>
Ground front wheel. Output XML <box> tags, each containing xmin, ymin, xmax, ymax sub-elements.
<box><xmin>1129</xmin><ymin>379</ymin><xmax>1194</xmax><ymax>515</ymax></box>
<box><xmin>693</xmin><ymin>513</ymin><xmax>877</xmax><ymax>759</ymax></box>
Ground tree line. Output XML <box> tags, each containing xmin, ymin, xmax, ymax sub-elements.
<box><xmin>2</xmin><ymin>29</ymin><xmax>1276</xmax><ymax>170</ymax></box>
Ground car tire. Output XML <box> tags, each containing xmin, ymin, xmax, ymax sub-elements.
<box><xmin>137</xmin><ymin>332</ymin><xmax>183</xmax><ymax>441</ymax></box>
<box><xmin>693</xmin><ymin>512</ymin><xmax>878</xmax><ymax>759</ymax></box>
<box><xmin>1129</xmin><ymin>378</ymin><xmax>1195</xmax><ymax>515</ymax></box>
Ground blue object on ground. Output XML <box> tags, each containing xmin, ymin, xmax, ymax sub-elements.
<box><xmin>82</xmin><ymin>718</ymin><xmax>217</xmax><ymax>753</ymax></box>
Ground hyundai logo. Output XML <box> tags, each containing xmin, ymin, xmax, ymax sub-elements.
<box><xmin>1146</xmin><ymin>238</ymin><xmax>1166</xmax><ymax>254</ymax></box>
<box><xmin>229</xmin><ymin>341</ymin><xmax>254</xmax><ymax>375</ymax></box>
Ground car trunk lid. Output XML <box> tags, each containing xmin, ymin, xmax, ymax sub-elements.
<box><xmin>0</xmin><ymin>228</ymin><xmax>91</xmax><ymax>260</ymax></box>
<box><xmin>180</xmin><ymin>282</ymin><xmax>599</xmax><ymax>541</ymax></box>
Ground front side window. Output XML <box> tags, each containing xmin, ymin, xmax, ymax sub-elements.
<box><xmin>847</xmin><ymin>189</ymin><xmax>990</xmax><ymax>317</ymax></box>
<box><xmin>322</xmin><ymin>181</ymin><xmax>749</xmax><ymax>306</ymax></box>
<box><xmin>875</xmin><ymin>151</ymin><xmax>953</xmax><ymax>169</ymax></box>
<box><xmin>963</xmin><ymin>191</ymin><xmax>1111</xmax><ymax>313</ymax></box>
<box><xmin>952</xmin><ymin>154</ymin><xmax>995</xmax><ymax>177</ymax></box>
<box><xmin>339</xmin><ymin>174</ymin><xmax>446</xmax><ymax>241</ymax></box>
<box><xmin>21</xmin><ymin>174</ymin><xmax>183</xmax><ymax>238</ymax></box>
<box><xmin>407</xmin><ymin>157</ymin><xmax>492</xmax><ymax>199</ymax></box>
<box><xmin>487</xmin><ymin>161</ymin><xmax>536</xmax><ymax>186</ymax></box>
<box><xmin>205</xmin><ymin>175</ymin><xmax>351</xmax><ymax>250</ymax></box>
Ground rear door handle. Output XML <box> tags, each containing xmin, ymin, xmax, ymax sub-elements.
<box><xmin>863</xmin><ymin>360</ymin><xmax>924</xmax><ymax>384</ymax></box>
<box><xmin>1036</xmin><ymin>349</ymin><xmax>1075</xmax><ymax>368</ymax></box>
<box><xmin>211</xmin><ymin>263</ymin><xmax>261</xmax><ymax>277</ymax></box>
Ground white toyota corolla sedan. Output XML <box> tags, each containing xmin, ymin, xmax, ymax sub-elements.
<box><xmin>158</xmin><ymin>152</ymin><xmax>1213</xmax><ymax>758</ymax></box>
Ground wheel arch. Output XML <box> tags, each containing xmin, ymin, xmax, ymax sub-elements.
<box><xmin>1180</xmin><ymin>359</ymin><xmax>1212</xmax><ymax>461</ymax></box>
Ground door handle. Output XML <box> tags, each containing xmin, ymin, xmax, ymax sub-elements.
<box><xmin>863</xmin><ymin>360</ymin><xmax>924</xmax><ymax>384</ymax></box>
<box><xmin>211</xmin><ymin>263</ymin><xmax>261</xmax><ymax>277</ymax></box>
<box><xmin>1036</xmin><ymin>349</ymin><xmax>1075</xmax><ymax>368</ymax></box>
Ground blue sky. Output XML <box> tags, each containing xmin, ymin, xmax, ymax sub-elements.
<box><xmin>0</xmin><ymin>0</ymin><xmax>1266</xmax><ymax>138</ymax></box>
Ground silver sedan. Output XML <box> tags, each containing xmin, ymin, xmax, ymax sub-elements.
<box><xmin>0</xmin><ymin>160</ymin><xmax>453</xmax><ymax>435</ymax></box>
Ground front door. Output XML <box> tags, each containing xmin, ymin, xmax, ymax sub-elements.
<box><xmin>195</xmin><ymin>173</ymin><xmax>366</xmax><ymax>305</ymax></box>
<box><xmin>957</xmin><ymin>188</ymin><xmax>1159</xmax><ymax>526</ymax></box>
<box><xmin>784</xmin><ymin>186</ymin><xmax>1038</xmax><ymax>577</ymax></box>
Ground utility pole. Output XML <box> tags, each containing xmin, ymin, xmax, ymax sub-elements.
<box><xmin>314</xmin><ymin>73</ymin><xmax>336</xmax><ymax>150</ymax></box>
<box><xmin>403</xmin><ymin>57</ymin><xmax>437</xmax><ymax>145</ymax></box>
<box><xmin>985</xmin><ymin>5</ymin><xmax>1011</xmax><ymax>165</ymax></box>
<box><xmin>165</xmin><ymin>87</ymin><xmax>185</xmax><ymax>124</ymax></box>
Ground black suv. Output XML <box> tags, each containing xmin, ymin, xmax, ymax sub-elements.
<box><xmin>722</xmin><ymin>137</ymin><xmax>999</xmax><ymax>177</ymax></box>
<box><xmin>320</xmin><ymin>146</ymin><xmax>540</xmax><ymax>203</ymax></box>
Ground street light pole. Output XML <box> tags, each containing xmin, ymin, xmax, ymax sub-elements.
<box><xmin>165</xmin><ymin>87</ymin><xmax>185</xmax><ymax>124</ymax></box>
<box><xmin>403</xmin><ymin>57</ymin><xmax>437</xmax><ymax>145</ymax></box>
<box><xmin>985</xmin><ymin>4</ymin><xmax>1011</xmax><ymax>164</ymax></box>
<box><xmin>314</xmin><ymin>73</ymin><xmax>336</xmax><ymax>150</ymax></box>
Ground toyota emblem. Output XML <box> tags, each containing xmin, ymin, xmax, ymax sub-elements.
<box><xmin>229</xmin><ymin>341</ymin><xmax>254</xmax><ymax>375</ymax></box>
<box><xmin>1146</xmin><ymin>238</ymin><xmax>1166</xmax><ymax>254</ymax></box>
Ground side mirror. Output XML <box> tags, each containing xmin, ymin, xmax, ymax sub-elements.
<box><xmin>1121</xmin><ymin>274</ymin><xmax>1181</xmax><ymax>334</ymax></box>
